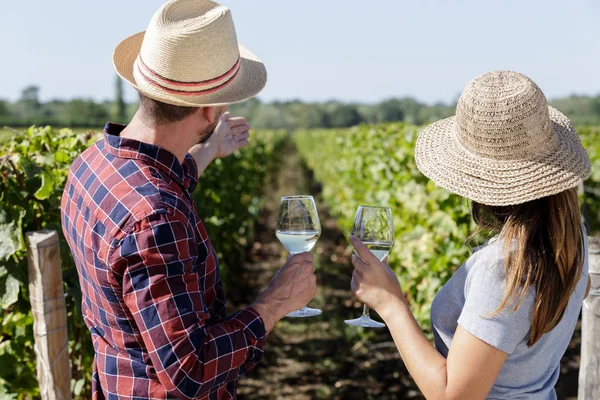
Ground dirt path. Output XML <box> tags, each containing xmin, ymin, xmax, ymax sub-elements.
<box><xmin>232</xmin><ymin>141</ymin><xmax>581</xmax><ymax>400</ymax></box>
<box><xmin>232</xmin><ymin>142</ymin><xmax>422</xmax><ymax>400</ymax></box>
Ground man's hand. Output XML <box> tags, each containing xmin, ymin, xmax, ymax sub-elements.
<box><xmin>208</xmin><ymin>112</ymin><xmax>251</xmax><ymax>159</ymax></box>
<box><xmin>251</xmin><ymin>253</ymin><xmax>318</xmax><ymax>333</ymax></box>
<box><xmin>188</xmin><ymin>112</ymin><xmax>251</xmax><ymax>177</ymax></box>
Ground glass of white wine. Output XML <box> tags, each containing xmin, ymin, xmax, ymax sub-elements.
<box><xmin>276</xmin><ymin>195</ymin><xmax>322</xmax><ymax>318</ymax></box>
<box><xmin>345</xmin><ymin>205</ymin><xmax>394</xmax><ymax>328</ymax></box>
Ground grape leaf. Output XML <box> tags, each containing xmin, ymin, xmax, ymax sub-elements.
<box><xmin>34</xmin><ymin>170</ymin><xmax>55</xmax><ymax>200</ymax></box>
<box><xmin>54</xmin><ymin>150</ymin><xmax>70</xmax><ymax>164</ymax></box>
<box><xmin>0</xmin><ymin>274</ymin><xmax>19</xmax><ymax>309</ymax></box>
<box><xmin>0</xmin><ymin>211</ymin><xmax>20</xmax><ymax>261</ymax></box>
<box><xmin>73</xmin><ymin>378</ymin><xmax>85</xmax><ymax>396</ymax></box>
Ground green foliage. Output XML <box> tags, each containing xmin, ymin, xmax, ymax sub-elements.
<box><xmin>193</xmin><ymin>130</ymin><xmax>288</xmax><ymax>282</ymax></box>
<box><xmin>295</xmin><ymin>123</ymin><xmax>600</xmax><ymax>333</ymax></box>
<box><xmin>3</xmin><ymin>83</ymin><xmax>600</xmax><ymax>129</ymax></box>
<box><xmin>113</xmin><ymin>76</ymin><xmax>128</xmax><ymax>124</ymax></box>
<box><xmin>0</xmin><ymin>126</ymin><xmax>286</xmax><ymax>398</ymax></box>
<box><xmin>295</xmin><ymin>123</ymin><xmax>475</xmax><ymax>332</ymax></box>
<box><xmin>59</xmin><ymin>99</ymin><xmax>111</xmax><ymax>127</ymax></box>
<box><xmin>579</xmin><ymin>126</ymin><xmax>600</xmax><ymax>234</ymax></box>
<box><xmin>549</xmin><ymin>96</ymin><xmax>600</xmax><ymax>125</ymax></box>
<box><xmin>0</xmin><ymin>126</ymin><xmax>99</xmax><ymax>398</ymax></box>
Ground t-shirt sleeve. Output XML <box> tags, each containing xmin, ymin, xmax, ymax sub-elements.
<box><xmin>457</xmin><ymin>252</ymin><xmax>534</xmax><ymax>354</ymax></box>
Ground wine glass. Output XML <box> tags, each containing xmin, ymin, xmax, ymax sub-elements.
<box><xmin>345</xmin><ymin>205</ymin><xmax>394</xmax><ymax>328</ymax></box>
<box><xmin>275</xmin><ymin>195</ymin><xmax>322</xmax><ymax>318</ymax></box>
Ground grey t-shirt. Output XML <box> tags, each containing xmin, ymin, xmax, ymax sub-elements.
<box><xmin>431</xmin><ymin>236</ymin><xmax>589</xmax><ymax>399</ymax></box>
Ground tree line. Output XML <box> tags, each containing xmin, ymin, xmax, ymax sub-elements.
<box><xmin>2</xmin><ymin>77</ymin><xmax>600</xmax><ymax>130</ymax></box>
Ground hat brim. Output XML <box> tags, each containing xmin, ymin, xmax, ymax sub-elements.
<box><xmin>113</xmin><ymin>31</ymin><xmax>267</xmax><ymax>107</ymax></box>
<box><xmin>415</xmin><ymin>106</ymin><xmax>592</xmax><ymax>206</ymax></box>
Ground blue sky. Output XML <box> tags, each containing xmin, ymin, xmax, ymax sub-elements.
<box><xmin>2</xmin><ymin>0</ymin><xmax>599</xmax><ymax>104</ymax></box>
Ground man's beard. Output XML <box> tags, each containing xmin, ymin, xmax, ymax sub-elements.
<box><xmin>197</xmin><ymin>119</ymin><xmax>220</xmax><ymax>144</ymax></box>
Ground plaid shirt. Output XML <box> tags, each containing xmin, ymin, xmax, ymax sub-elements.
<box><xmin>61</xmin><ymin>123</ymin><xmax>266</xmax><ymax>399</ymax></box>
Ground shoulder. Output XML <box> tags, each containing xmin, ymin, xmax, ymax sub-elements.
<box><xmin>463</xmin><ymin>238</ymin><xmax>507</xmax><ymax>294</ymax></box>
<box><xmin>111</xmin><ymin>184</ymin><xmax>193</xmax><ymax>242</ymax></box>
<box><xmin>463</xmin><ymin>238</ymin><xmax>536</xmax><ymax>307</ymax></box>
<box><xmin>92</xmin><ymin>161</ymin><xmax>194</xmax><ymax>244</ymax></box>
<box><xmin>457</xmin><ymin>238</ymin><xmax>535</xmax><ymax>354</ymax></box>
<box><xmin>107</xmin><ymin>205</ymin><xmax>196</xmax><ymax>266</ymax></box>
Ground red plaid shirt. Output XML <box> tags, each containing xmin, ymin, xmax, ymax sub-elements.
<box><xmin>61</xmin><ymin>123</ymin><xmax>266</xmax><ymax>399</ymax></box>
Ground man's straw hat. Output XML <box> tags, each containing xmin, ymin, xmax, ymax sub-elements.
<box><xmin>113</xmin><ymin>0</ymin><xmax>267</xmax><ymax>107</ymax></box>
<box><xmin>415</xmin><ymin>71</ymin><xmax>591</xmax><ymax>206</ymax></box>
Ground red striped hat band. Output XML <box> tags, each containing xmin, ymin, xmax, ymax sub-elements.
<box><xmin>135</xmin><ymin>55</ymin><xmax>241</xmax><ymax>96</ymax></box>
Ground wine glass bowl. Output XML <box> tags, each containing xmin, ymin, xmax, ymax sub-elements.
<box><xmin>276</xmin><ymin>195</ymin><xmax>322</xmax><ymax>318</ymax></box>
<box><xmin>345</xmin><ymin>205</ymin><xmax>394</xmax><ymax>328</ymax></box>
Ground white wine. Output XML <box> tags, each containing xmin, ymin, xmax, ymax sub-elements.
<box><xmin>276</xmin><ymin>230</ymin><xmax>320</xmax><ymax>254</ymax></box>
<box><xmin>361</xmin><ymin>241</ymin><xmax>393</xmax><ymax>261</ymax></box>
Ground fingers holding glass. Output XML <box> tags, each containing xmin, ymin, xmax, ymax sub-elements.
<box><xmin>276</xmin><ymin>195</ymin><xmax>322</xmax><ymax>318</ymax></box>
<box><xmin>345</xmin><ymin>206</ymin><xmax>393</xmax><ymax>328</ymax></box>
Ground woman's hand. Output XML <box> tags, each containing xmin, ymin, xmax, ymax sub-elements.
<box><xmin>349</xmin><ymin>236</ymin><xmax>406</xmax><ymax>315</ymax></box>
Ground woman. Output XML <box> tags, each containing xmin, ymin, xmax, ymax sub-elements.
<box><xmin>350</xmin><ymin>70</ymin><xmax>592</xmax><ymax>399</ymax></box>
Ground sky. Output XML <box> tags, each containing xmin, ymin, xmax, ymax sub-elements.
<box><xmin>2</xmin><ymin>0</ymin><xmax>600</xmax><ymax>105</ymax></box>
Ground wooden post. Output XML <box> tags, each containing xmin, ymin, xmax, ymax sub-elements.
<box><xmin>579</xmin><ymin>236</ymin><xmax>600</xmax><ymax>399</ymax></box>
<box><xmin>27</xmin><ymin>230</ymin><xmax>72</xmax><ymax>400</ymax></box>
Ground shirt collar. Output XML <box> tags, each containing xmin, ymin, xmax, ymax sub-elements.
<box><xmin>103</xmin><ymin>123</ymin><xmax>199</xmax><ymax>192</ymax></box>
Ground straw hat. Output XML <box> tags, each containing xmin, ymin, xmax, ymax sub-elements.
<box><xmin>415</xmin><ymin>71</ymin><xmax>591</xmax><ymax>206</ymax></box>
<box><xmin>113</xmin><ymin>0</ymin><xmax>267</xmax><ymax>107</ymax></box>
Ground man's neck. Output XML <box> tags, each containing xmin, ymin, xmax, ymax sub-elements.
<box><xmin>119</xmin><ymin>112</ymin><xmax>197</xmax><ymax>164</ymax></box>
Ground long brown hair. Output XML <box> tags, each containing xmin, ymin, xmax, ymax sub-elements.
<box><xmin>472</xmin><ymin>187</ymin><xmax>585</xmax><ymax>346</ymax></box>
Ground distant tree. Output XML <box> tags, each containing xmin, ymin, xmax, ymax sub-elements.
<box><xmin>550</xmin><ymin>95</ymin><xmax>599</xmax><ymax>125</ymax></box>
<box><xmin>283</xmin><ymin>101</ymin><xmax>329</xmax><ymax>129</ymax></box>
<box><xmin>592</xmin><ymin>96</ymin><xmax>600</xmax><ymax>116</ymax></box>
<box><xmin>113</xmin><ymin>76</ymin><xmax>128</xmax><ymax>123</ymax></box>
<box><xmin>0</xmin><ymin>100</ymin><xmax>11</xmax><ymax>125</ymax></box>
<box><xmin>12</xmin><ymin>85</ymin><xmax>42</xmax><ymax>120</ymax></box>
<box><xmin>393</xmin><ymin>97</ymin><xmax>422</xmax><ymax>124</ymax></box>
<box><xmin>0</xmin><ymin>100</ymin><xmax>9</xmax><ymax>116</ymax></box>
<box><xmin>377</xmin><ymin>98</ymin><xmax>405</xmax><ymax>122</ymax></box>
<box><xmin>63</xmin><ymin>99</ymin><xmax>111</xmax><ymax>126</ymax></box>
<box><xmin>20</xmin><ymin>86</ymin><xmax>40</xmax><ymax>106</ymax></box>
<box><xmin>43</xmin><ymin>100</ymin><xmax>67</xmax><ymax>121</ymax></box>
<box><xmin>356</xmin><ymin>105</ymin><xmax>378</xmax><ymax>124</ymax></box>
<box><xmin>325</xmin><ymin>103</ymin><xmax>363</xmax><ymax>127</ymax></box>
<box><xmin>250</xmin><ymin>103</ymin><xmax>296</xmax><ymax>130</ymax></box>
<box><xmin>2</xmin><ymin>85</ymin><xmax>599</xmax><ymax>129</ymax></box>
<box><xmin>418</xmin><ymin>102</ymin><xmax>455</xmax><ymax>124</ymax></box>
<box><xmin>229</xmin><ymin>97</ymin><xmax>262</xmax><ymax>125</ymax></box>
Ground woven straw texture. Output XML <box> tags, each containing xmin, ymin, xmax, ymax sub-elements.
<box><xmin>415</xmin><ymin>71</ymin><xmax>591</xmax><ymax>206</ymax></box>
<box><xmin>113</xmin><ymin>0</ymin><xmax>266</xmax><ymax>107</ymax></box>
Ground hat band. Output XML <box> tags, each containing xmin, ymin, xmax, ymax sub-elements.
<box><xmin>135</xmin><ymin>55</ymin><xmax>241</xmax><ymax>96</ymax></box>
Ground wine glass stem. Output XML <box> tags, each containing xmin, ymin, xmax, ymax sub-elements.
<box><xmin>362</xmin><ymin>304</ymin><xmax>370</xmax><ymax>318</ymax></box>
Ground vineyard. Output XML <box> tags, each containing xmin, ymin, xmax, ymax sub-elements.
<box><xmin>296</xmin><ymin>123</ymin><xmax>600</xmax><ymax>332</ymax></box>
<box><xmin>0</xmin><ymin>123</ymin><xmax>598</xmax><ymax>398</ymax></box>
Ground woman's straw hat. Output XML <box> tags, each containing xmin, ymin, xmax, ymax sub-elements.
<box><xmin>415</xmin><ymin>71</ymin><xmax>591</xmax><ymax>206</ymax></box>
<box><xmin>113</xmin><ymin>0</ymin><xmax>266</xmax><ymax>107</ymax></box>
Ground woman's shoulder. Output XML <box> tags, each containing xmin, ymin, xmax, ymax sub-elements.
<box><xmin>464</xmin><ymin>237</ymin><xmax>507</xmax><ymax>282</ymax></box>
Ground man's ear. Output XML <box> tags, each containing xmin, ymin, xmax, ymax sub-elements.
<box><xmin>201</xmin><ymin>106</ymin><xmax>219</xmax><ymax>124</ymax></box>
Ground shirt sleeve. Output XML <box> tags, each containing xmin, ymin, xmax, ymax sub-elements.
<box><xmin>457</xmin><ymin>250</ymin><xmax>534</xmax><ymax>355</ymax></box>
<box><xmin>109</xmin><ymin>211</ymin><xmax>266</xmax><ymax>399</ymax></box>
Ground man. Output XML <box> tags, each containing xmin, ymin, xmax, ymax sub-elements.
<box><xmin>60</xmin><ymin>0</ymin><xmax>317</xmax><ymax>398</ymax></box>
